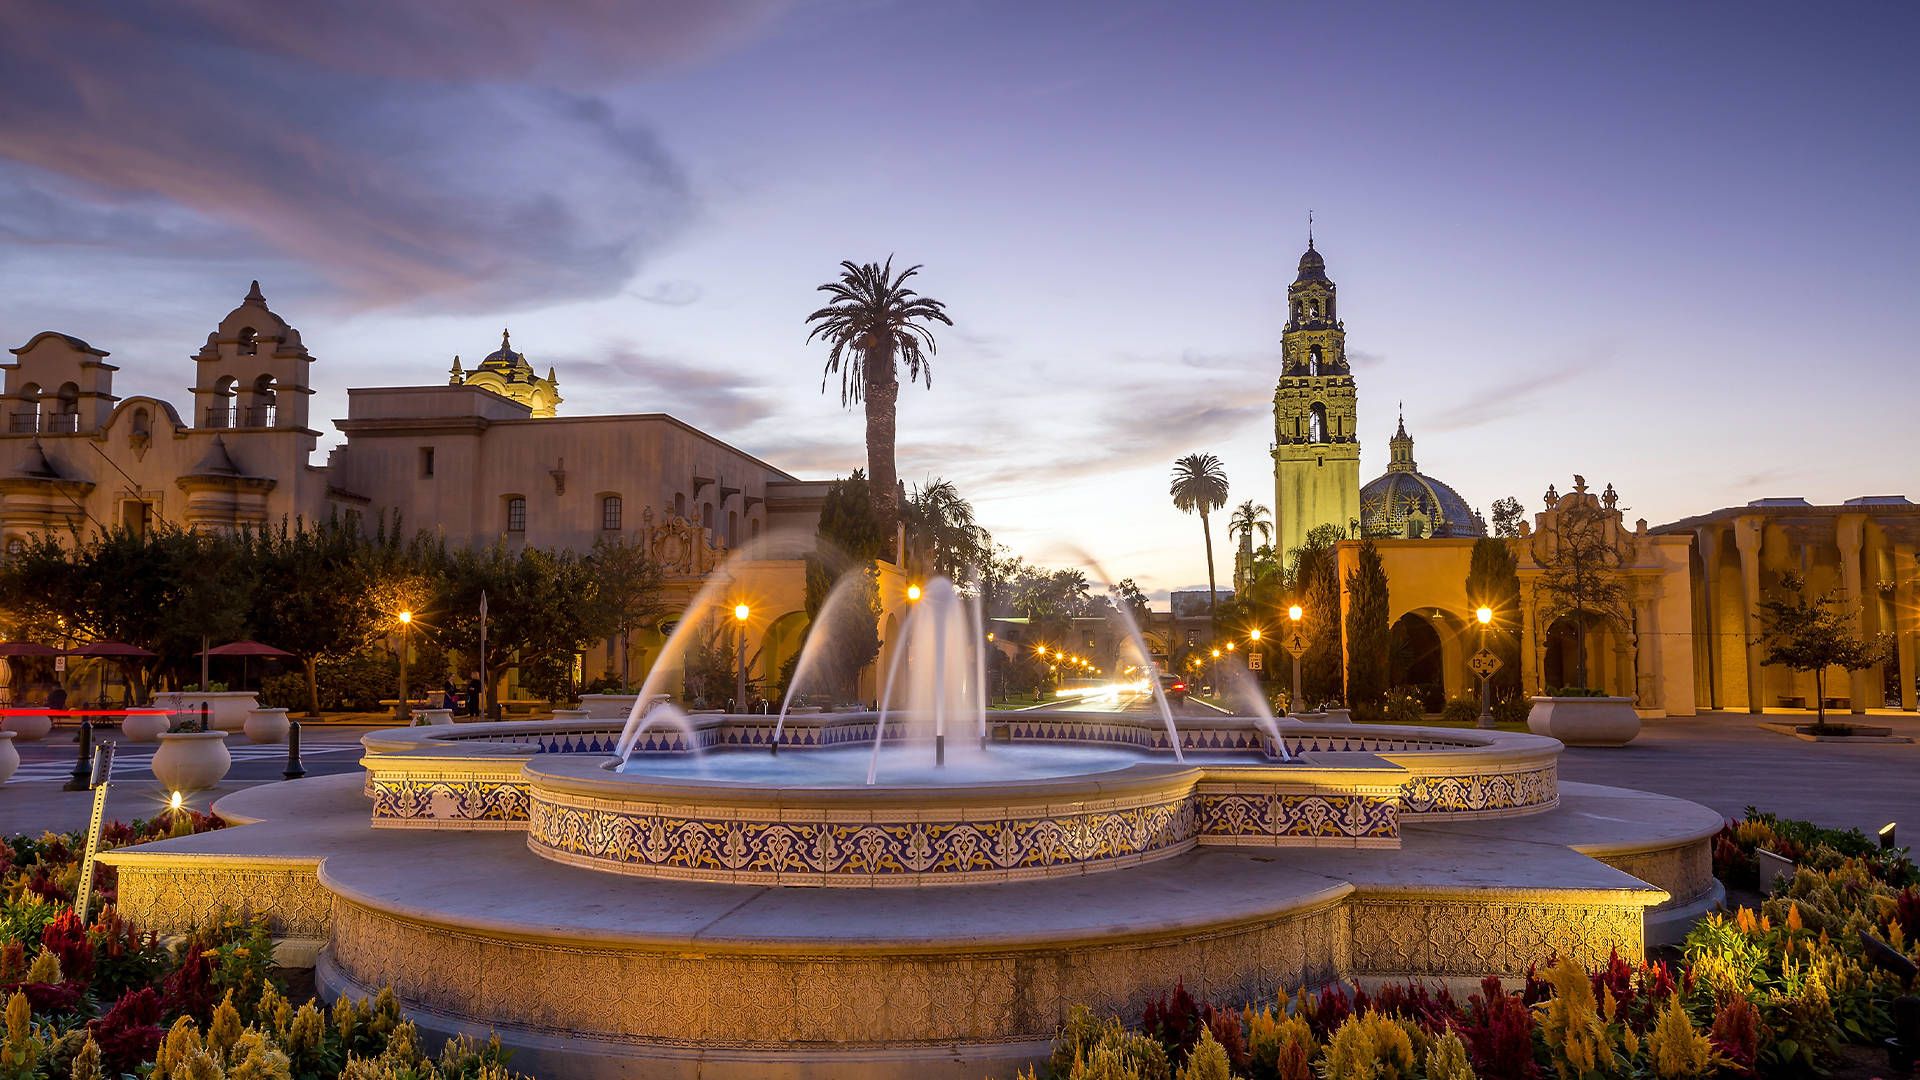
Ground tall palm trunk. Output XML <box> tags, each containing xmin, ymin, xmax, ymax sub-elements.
<box><xmin>1200</xmin><ymin>510</ymin><xmax>1218</xmax><ymax>623</ymax></box>
<box><xmin>864</xmin><ymin>345</ymin><xmax>900</xmax><ymax>533</ymax></box>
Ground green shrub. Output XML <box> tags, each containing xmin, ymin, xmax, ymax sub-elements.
<box><xmin>1492</xmin><ymin>696</ymin><xmax>1531</xmax><ymax>726</ymax></box>
<box><xmin>1547</xmin><ymin>686</ymin><xmax>1607</xmax><ymax>697</ymax></box>
<box><xmin>1439</xmin><ymin>699</ymin><xmax>1480</xmax><ymax>724</ymax></box>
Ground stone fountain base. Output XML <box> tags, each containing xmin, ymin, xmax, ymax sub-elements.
<box><xmin>103</xmin><ymin>770</ymin><xmax>1720</xmax><ymax>1080</ymax></box>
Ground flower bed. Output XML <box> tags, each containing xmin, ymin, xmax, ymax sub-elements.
<box><xmin>1</xmin><ymin>814</ymin><xmax>541</xmax><ymax>1080</ymax></box>
<box><xmin>1011</xmin><ymin>809</ymin><xmax>1920</xmax><ymax>1080</ymax></box>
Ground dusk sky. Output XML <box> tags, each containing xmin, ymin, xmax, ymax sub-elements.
<box><xmin>3</xmin><ymin>1</ymin><xmax>1915</xmax><ymax>598</ymax></box>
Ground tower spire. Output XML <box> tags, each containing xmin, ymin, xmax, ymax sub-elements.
<box><xmin>1307</xmin><ymin>209</ymin><xmax>1314</xmax><ymax>250</ymax></box>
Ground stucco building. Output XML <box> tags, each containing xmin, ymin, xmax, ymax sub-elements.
<box><xmin>0</xmin><ymin>283</ymin><xmax>864</xmax><ymax>700</ymax></box>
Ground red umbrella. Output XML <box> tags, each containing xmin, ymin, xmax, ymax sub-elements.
<box><xmin>195</xmin><ymin>639</ymin><xmax>294</xmax><ymax>691</ymax></box>
<box><xmin>0</xmin><ymin>642</ymin><xmax>62</xmax><ymax>657</ymax></box>
<box><xmin>65</xmin><ymin>641</ymin><xmax>158</xmax><ymax>658</ymax></box>
<box><xmin>195</xmin><ymin>640</ymin><xmax>294</xmax><ymax>658</ymax></box>
<box><xmin>62</xmin><ymin>642</ymin><xmax>156</xmax><ymax>711</ymax></box>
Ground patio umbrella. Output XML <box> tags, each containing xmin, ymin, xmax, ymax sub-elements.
<box><xmin>196</xmin><ymin>640</ymin><xmax>295</xmax><ymax>691</ymax></box>
<box><xmin>65</xmin><ymin>641</ymin><xmax>157</xmax><ymax>709</ymax></box>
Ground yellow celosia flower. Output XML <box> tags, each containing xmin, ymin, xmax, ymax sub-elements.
<box><xmin>1647</xmin><ymin>997</ymin><xmax>1713</xmax><ymax>1079</ymax></box>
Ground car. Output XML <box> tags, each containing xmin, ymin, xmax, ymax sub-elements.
<box><xmin>1157</xmin><ymin>673</ymin><xmax>1189</xmax><ymax>703</ymax></box>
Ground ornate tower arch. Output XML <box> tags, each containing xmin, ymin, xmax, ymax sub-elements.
<box><xmin>1272</xmin><ymin>239</ymin><xmax>1360</xmax><ymax>558</ymax></box>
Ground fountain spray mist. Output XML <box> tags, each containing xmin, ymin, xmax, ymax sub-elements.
<box><xmin>770</xmin><ymin>568</ymin><xmax>870</xmax><ymax>755</ymax></box>
<box><xmin>1056</xmin><ymin>547</ymin><xmax>1184</xmax><ymax>763</ymax></box>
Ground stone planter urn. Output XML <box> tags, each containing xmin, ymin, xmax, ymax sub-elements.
<box><xmin>243</xmin><ymin>707</ymin><xmax>290</xmax><ymax>744</ymax></box>
<box><xmin>121</xmin><ymin>708</ymin><xmax>173</xmax><ymax>742</ymax></box>
<box><xmin>550</xmin><ymin>709</ymin><xmax>591</xmax><ymax>721</ymax></box>
<box><xmin>1321</xmin><ymin>708</ymin><xmax>1353</xmax><ymax>724</ymax></box>
<box><xmin>2</xmin><ymin>713</ymin><xmax>52</xmax><ymax>742</ymax></box>
<box><xmin>1527</xmin><ymin>696</ymin><xmax>1641</xmax><ymax>747</ymax></box>
<box><xmin>151</xmin><ymin>731</ymin><xmax>232</xmax><ymax>792</ymax></box>
<box><xmin>150</xmin><ymin>691</ymin><xmax>260</xmax><ymax>733</ymax></box>
<box><xmin>0</xmin><ymin>732</ymin><xmax>16</xmax><ymax>784</ymax></box>
<box><xmin>414</xmin><ymin>708</ymin><xmax>454</xmax><ymax>726</ymax></box>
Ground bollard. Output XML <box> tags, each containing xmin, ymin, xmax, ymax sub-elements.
<box><xmin>199</xmin><ymin>702</ymin><xmax>210</xmax><ymax>731</ymax></box>
<box><xmin>62</xmin><ymin>717</ymin><xmax>94</xmax><ymax>791</ymax></box>
<box><xmin>283</xmin><ymin>719</ymin><xmax>306</xmax><ymax>780</ymax></box>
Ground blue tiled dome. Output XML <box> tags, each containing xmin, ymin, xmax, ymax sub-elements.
<box><xmin>1359</xmin><ymin>417</ymin><xmax>1485</xmax><ymax>539</ymax></box>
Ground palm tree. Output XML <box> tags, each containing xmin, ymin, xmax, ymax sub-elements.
<box><xmin>1169</xmin><ymin>453</ymin><xmax>1231</xmax><ymax>623</ymax></box>
<box><xmin>904</xmin><ymin>477</ymin><xmax>979</xmax><ymax>580</ymax></box>
<box><xmin>1228</xmin><ymin>500</ymin><xmax>1271</xmax><ymax>549</ymax></box>
<box><xmin>805</xmin><ymin>258</ymin><xmax>952</xmax><ymax>530</ymax></box>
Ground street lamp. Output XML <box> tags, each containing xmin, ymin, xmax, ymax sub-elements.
<box><xmin>1475</xmin><ymin>606</ymin><xmax>1495</xmax><ymax>729</ymax></box>
<box><xmin>1286</xmin><ymin>606</ymin><xmax>1303</xmax><ymax>716</ymax></box>
<box><xmin>906</xmin><ymin>584</ymin><xmax>922</xmax><ymax>602</ymax></box>
<box><xmin>396</xmin><ymin>611</ymin><xmax>413</xmax><ymax>723</ymax></box>
<box><xmin>734</xmin><ymin>604</ymin><xmax>750</xmax><ymax>712</ymax></box>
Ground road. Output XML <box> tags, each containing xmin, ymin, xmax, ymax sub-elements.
<box><xmin>0</xmin><ymin>722</ymin><xmax>384</xmax><ymax>834</ymax></box>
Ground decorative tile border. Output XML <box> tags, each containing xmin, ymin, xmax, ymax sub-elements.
<box><xmin>1399</xmin><ymin>764</ymin><xmax>1558</xmax><ymax>817</ymax></box>
<box><xmin>370</xmin><ymin>777</ymin><xmax>528</xmax><ymax>828</ymax></box>
<box><xmin>526</xmin><ymin>786</ymin><xmax>1201</xmax><ymax>885</ymax></box>
<box><xmin>1196</xmin><ymin>791</ymin><xmax>1398</xmax><ymax>846</ymax></box>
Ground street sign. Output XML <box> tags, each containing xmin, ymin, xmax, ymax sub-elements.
<box><xmin>1248</xmin><ymin>653</ymin><xmax>1263</xmax><ymax>671</ymax></box>
<box><xmin>1284</xmin><ymin>629</ymin><xmax>1308</xmax><ymax>655</ymax></box>
<box><xmin>1469</xmin><ymin>649</ymin><xmax>1504</xmax><ymax>679</ymax></box>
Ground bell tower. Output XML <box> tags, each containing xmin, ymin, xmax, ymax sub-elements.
<box><xmin>1271</xmin><ymin>237</ymin><xmax>1360</xmax><ymax>559</ymax></box>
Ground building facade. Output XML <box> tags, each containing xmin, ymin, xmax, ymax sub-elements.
<box><xmin>0</xmin><ymin>284</ymin><xmax>867</xmax><ymax>701</ymax></box>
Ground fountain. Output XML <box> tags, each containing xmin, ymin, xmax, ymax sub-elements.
<box><xmin>99</xmin><ymin>559</ymin><xmax>1729</xmax><ymax>1080</ymax></box>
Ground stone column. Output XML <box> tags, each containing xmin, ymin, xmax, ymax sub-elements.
<box><xmin>1897</xmin><ymin>541</ymin><xmax>1918</xmax><ymax>712</ymax></box>
<box><xmin>1519</xmin><ymin>587</ymin><xmax>1540</xmax><ymax>696</ymax></box>
<box><xmin>1696</xmin><ymin>528</ymin><xmax>1720</xmax><ymax>710</ymax></box>
<box><xmin>1733</xmin><ymin>516</ymin><xmax>1765</xmax><ymax>714</ymax></box>
<box><xmin>1836</xmin><ymin>515</ymin><xmax>1868</xmax><ymax>715</ymax></box>
<box><xmin>1634</xmin><ymin>591</ymin><xmax>1661</xmax><ymax>713</ymax></box>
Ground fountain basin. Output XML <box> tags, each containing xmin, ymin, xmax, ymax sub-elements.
<box><xmin>525</xmin><ymin>751</ymin><xmax>1404</xmax><ymax>886</ymax></box>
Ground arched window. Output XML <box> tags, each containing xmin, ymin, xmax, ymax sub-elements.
<box><xmin>1309</xmin><ymin>300</ymin><xmax>1319</xmax><ymax>318</ymax></box>
<box><xmin>237</xmin><ymin>327</ymin><xmax>258</xmax><ymax>355</ymax></box>
<box><xmin>601</xmin><ymin>495</ymin><xmax>623</xmax><ymax>531</ymax></box>
<box><xmin>209</xmin><ymin>376</ymin><xmax>237</xmax><ymax>428</ymax></box>
<box><xmin>727</xmin><ymin>510</ymin><xmax>737</xmax><ymax>547</ymax></box>
<box><xmin>673</xmin><ymin>492</ymin><xmax>687</xmax><ymax>519</ymax></box>
<box><xmin>251</xmin><ymin>375</ymin><xmax>277</xmax><ymax>428</ymax></box>
<box><xmin>1307</xmin><ymin>345</ymin><xmax>1322</xmax><ymax>376</ymax></box>
<box><xmin>13</xmin><ymin>383</ymin><xmax>41</xmax><ymax>434</ymax></box>
<box><xmin>701</xmin><ymin>503</ymin><xmax>713</xmax><ymax>530</ymax></box>
<box><xmin>2</xmin><ymin>538</ymin><xmax>20</xmax><ymax>560</ymax></box>
<box><xmin>51</xmin><ymin>383</ymin><xmax>79</xmax><ymax>433</ymax></box>
<box><xmin>1309</xmin><ymin>402</ymin><xmax>1328</xmax><ymax>444</ymax></box>
<box><xmin>505</xmin><ymin>496</ymin><xmax>527</xmax><ymax>533</ymax></box>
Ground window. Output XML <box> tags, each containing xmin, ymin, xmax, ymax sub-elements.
<box><xmin>250</xmin><ymin>375</ymin><xmax>277</xmax><ymax>427</ymax></box>
<box><xmin>237</xmin><ymin>327</ymin><xmax>257</xmax><ymax>355</ymax></box>
<box><xmin>601</xmin><ymin>494</ymin><xmax>623</xmax><ymax>530</ymax></box>
<box><xmin>3</xmin><ymin>538</ymin><xmax>21</xmax><ymax>559</ymax></box>
<box><xmin>750</xmin><ymin>518</ymin><xmax>761</xmax><ymax>539</ymax></box>
<box><xmin>1307</xmin><ymin>345</ymin><xmax>1322</xmax><ymax>376</ymax></box>
<box><xmin>701</xmin><ymin>503</ymin><xmax>713</xmax><ymax>530</ymax></box>
<box><xmin>506</xmin><ymin>496</ymin><xmax>526</xmax><ymax>532</ymax></box>
<box><xmin>122</xmin><ymin>500</ymin><xmax>152</xmax><ymax>538</ymax></box>
<box><xmin>727</xmin><ymin>510</ymin><xmax>737</xmax><ymax>546</ymax></box>
<box><xmin>419</xmin><ymin>447</ymin><xmax>435</xmax><ymax>477</ymax></box>
<box><xmin>131</xmin><ymin>407</ymin><xmax>151</xmax><ymax>438</ymax></box>
<box><xmin>673</xmin><ymin>492</ymin><xmax>687</xmax><ymax>519</ymax></box>
<box><xmin>1309</xmin><ymin>402</ymin><xmax>1328</xmax><ymax>443</ymax></box>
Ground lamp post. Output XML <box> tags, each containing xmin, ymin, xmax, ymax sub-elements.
<box><xmin>733</xmin><ymin>603</ymin><xmax>750</xmax><ymax>713</ymax></box>
<box><xmin>396</xmin><ymin>611</ymin><xmax>413</xmax><ymax>723</ymax></box>
<box><xmin>1286</xmin><ymin>606</ymin><xmax>1303</xmax><ymax>716</ymax></box>
<box><xmin>1474</xmin><ymin>606</ymin><xmax>1496</xmax><ymax>729</ymax></box>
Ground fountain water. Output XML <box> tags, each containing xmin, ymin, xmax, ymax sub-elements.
<box><xmin>864</xmin><ymin>576</ymin><xmax>983</xmax><ymax>785</ymax></box>
<box><xmin>1214</xmin><ymin>661</ymin><xmax>1296</xmax><ymax>762</ymax></box>
<box><xmin>1061</xmin><ymin>548</ymin><xmax>1185</xmax><ymax>762</ymax></box>
<box><xmin>619</xmin><ymin>703</ymin><xmax>707</xmax><ymax>775</ymax></box>
<box><xmin>613</xmin><ymin>530</ymin><xmax>812</xmax><ymax>759</ymax></box>
<box><xmin>770</xmin><ymin>568</ymin><xmax>870</xmax><ymax>754</ymax></box>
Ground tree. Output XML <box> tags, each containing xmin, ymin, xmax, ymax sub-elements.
<box><xmin>249</xmin><ymin>516</ymin><xmax>376</xmax><ymax>715</ymax></box>
<box><xmin>803</xmin><ymin>472</ymin><xmax>887</xmax><ymax>703</ymax></box>
<box><xmin>903</xmin><ymin>478</ymin><xmax>980</xmax><ymax>581</ymax></box>
<box><xmin>1286</xmin><ymin>524</ymin><xmax>1344</xmax><ymax>707</ymax></box>
<box><xmin>1465</xmin><ymin>537</ymin><xmax>1523</xmax><ymax>700</ymax></box>
<box><xmin>1489</xmin><ymin>497</ymin><xmax>1526</xmax><ymax>539</ymax></box>
<box><xmin>582</xmin><ymin>535</ymin><xmax>666</xmax><ymax>691</ymax></box>
<box><xmin>805</xmin><ymin>258</ymin><xmax>952</xmax><ymax>530</ymax></box>
<box><xmin>1754</xmin><ymin>573</ymin><xmax>1892</xmax><ymax>731</ymax></box>
<box><xmin>1344</xmin><ymin>540</ymin><xmax>1390</xmax><ymax>707</ymax></box>
<box><xmin>1169</xmin><ymin>452</ymin><xmax>1230</xmax><ymax>624</ymax></box>
<box><xmin>1535</xmin><ymin>495</ymin><xmax>1628</xmax><ymax>690</ymax></box>
<box><xmin>1108</xmin><ymin>579</ymin><xmax>1152</xmax><ymax>627</ymax></box>
<box><xmin>1228</xmin><ymin>501</ymin><xmax>1271</xmax><ymax>549</ymax></box>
